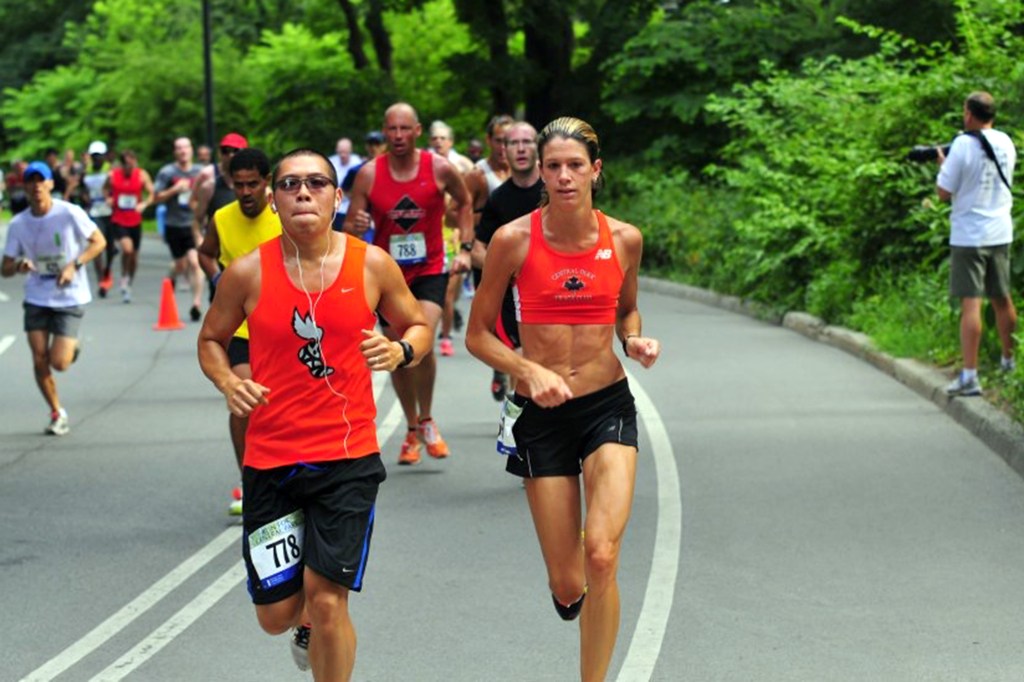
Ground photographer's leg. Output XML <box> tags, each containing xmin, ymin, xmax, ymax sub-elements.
<box><xmin>991</xmin><ymin>295</ymin><xmax>1017</xmax><ymax>360</ymax></box>
<box><xmin>960</xmin><ymin>297</ymin><xmax>983</xmax><ymax>369</ymax></box>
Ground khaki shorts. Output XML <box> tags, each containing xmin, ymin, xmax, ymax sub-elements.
<box><xmin>949</xmin><ymin>244</ymin><xmax>1012</xmax><ymax>298</ymax></box>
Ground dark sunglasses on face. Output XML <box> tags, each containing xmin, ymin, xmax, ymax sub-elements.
<box><xmin>274</xmin><ymin>175</ymin><xmax>336</xmax><ymax>193</ymax></box>
<box><xmin>220</xmin><ymin>146</ymin><xmax>240</xmax><ymax>155</ymax></box>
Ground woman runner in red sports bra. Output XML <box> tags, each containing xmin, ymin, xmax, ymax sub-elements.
<box><xmin>467</xmin><ymin>117</ymin><xmax>661</xmax><ymax>681</ymax></box>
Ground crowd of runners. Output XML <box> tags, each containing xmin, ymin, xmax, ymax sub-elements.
<box><xmin>2</xmin><ymin>103</ymin><xmax>661</xmax><ymax>682</ymax></box>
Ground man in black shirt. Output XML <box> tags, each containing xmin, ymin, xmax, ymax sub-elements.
<box><xmin>472</xmin><ymin>121</ymin><xmax>541</xmax><ymax>399</ymax></box>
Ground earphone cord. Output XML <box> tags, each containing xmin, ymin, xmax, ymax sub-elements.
<box><xmin>286</xmin><ymin>230</ymin><xmax>353</xmax><ymax>456</ymax></box>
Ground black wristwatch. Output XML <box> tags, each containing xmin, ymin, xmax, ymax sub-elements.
<box><xmin>459</xmin><ymin>241</ymin><xmax>474</xmax><ymax>253</ymax></box>
<box><xmin>397</xmin><ymin>340</ymin><xmax>414</xmax><ymax>368</ymax></box>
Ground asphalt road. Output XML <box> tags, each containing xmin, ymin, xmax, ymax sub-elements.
<box><xmin>3</xmin><ymin>234</ymin><xmax>1024</xmax><ymax>681</ymax></box>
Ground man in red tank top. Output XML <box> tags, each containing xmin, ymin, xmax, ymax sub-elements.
<box><xmin>104</xmin><ymin>149</ymin><xmax>154</xmax><ymax>303</ymax></box>
<box><xmin>344</xmin><ymin>102</ymin><xmax>474</xmax><ymax>465</ymax></box>
<box><xmin>198</xmin><ymin>149</ymin><xmax>433</xmax><ymax>681</ymax></box>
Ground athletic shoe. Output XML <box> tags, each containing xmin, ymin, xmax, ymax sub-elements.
<box><xmin>228</xmin><ymin>485</ymin><xmax>243</xmax><ymax>516</ymax></box>
<box><xmin>99</xmin><ymin>270</ymin><xmax>113</xmax><ymax>297</ymax></box>
<box><xmin>946</xmin><ymin>374</ymin><xmax>982</xmax><ymax>397</ymax></box>
<box><xmin>122</xmin><ymin>286</ymin><xmax>132</xmax><ymax>304</ymax></box>
<box><xmin>290</xmin><ymin>624</ymin><xmax>311</xmax><ymax>672</ymax></box>
<box><xmin>1001</xmin><ymin>356</ymin><xmax>1016</xmax><ymax>372</ymax></box>
<box><xmin>418</xmin><ymin>418</ymin><xmax>449</xmax><ymax>459</ymax></box>
<box><xmin>45</xmin><ymin>409</ymin><xmax>69</xmax><ymax>436</ymax></box>
<box><xmin>439</xmin><ymin>337</ymin><xmax>454</xmax><ymax>357</ymax></box>
<box><xmin>453</xmin><ymin>308</ymin><xmax>464</xmax><ymax>332</ymax></box>
<box><xmin>490</xmin><ymin>370</ymin><xmax>508</xmax><ymax>402</ymax></box>
<box><xmin>190</xmin><ymin>305</ymin><xmax>201</xmax><ymax>322</ymax></box>
<box><xmin>398</xmin><ymin>430</ymin><xmax>421</xmax><ymax>465</ymax></box>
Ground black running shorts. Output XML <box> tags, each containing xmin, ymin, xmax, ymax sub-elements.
<box><xmin>378</xmin><ymin>273</ymin><xmax>449</xmax><ymax>327</ymax></box>
<box><xmin>164</xmin><ymin>226</ymin><xmax>196</xmax><ymax>260</ymax></box>
<box><xmin>507</xmin><ymin>378</ymin><xmax>638</xmax><ymax>478</ymax></box>
<box><xmin>227</xmin><ymin>336</ymin><xmax>249</xmax><ymax>367</ymax></box>
<box><xmin>242</xmin><ymin>455</ymin><xmax>386</xmax><ymax>605</ymax></box>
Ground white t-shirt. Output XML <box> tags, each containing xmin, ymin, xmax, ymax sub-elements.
<box><xmin>937</xmin><ymin>129</ymin><xmax>1016</xmax><ymax>247</ymax></box>
<box><xmin>329</xmin><ymin>153</ymin><xmax>363</xmax><ymax>215</ymax></box>
<box><xmin>3</xmin><ymin>199</ymin><xmax>98</xmax><ymax>307</ymax></box>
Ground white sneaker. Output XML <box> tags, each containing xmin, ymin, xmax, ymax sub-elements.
<box><xmin>122</xmin><ymin>286</ymin><xmax>132</xmax><ymax>303</ymax></box>
<box><xmin>45</xmin><ymin>409</ymin><xmax>70</xmax><ymax>436</ymax></box>
<box><xmin>946</xmin><ymin>374</ymin><xmax>982</xmax><ymax>397</ymax></box>
<box><xmin>1001</xmin><ymin>356</ymin><xmax>1016</xmax><ymax>372</ymax></box>
<box><xmin>290</xmin><ymin>624</ymin><xmax>311</xmax><ymax>671</ymax></box>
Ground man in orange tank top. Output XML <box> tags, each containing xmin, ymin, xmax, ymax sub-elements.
<box><xmin>344</xmin><ymin>102</ymin><xmax>474</xmax><ymax>465</ymax></box>
<box><xmin>198</xmin><ymin>149</ymin><xmax>432</xmax><ymax>682</ymax></box>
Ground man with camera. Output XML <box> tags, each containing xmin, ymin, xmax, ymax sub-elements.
<box><xmin>936</xmin><ymin>91</ymin><xmax>1017</xmax><ymax>396</ymax></box>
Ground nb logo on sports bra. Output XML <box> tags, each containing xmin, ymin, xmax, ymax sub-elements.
<box><xmin>595</xmin><ymin>249</ymin><xmax>613</xmax><ymax>260</ymax></box>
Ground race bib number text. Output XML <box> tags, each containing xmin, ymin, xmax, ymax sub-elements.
<box><xmin>248</xmin><ymin>510</ymin><xmax>305</xmax><ymax>590</ymax></box>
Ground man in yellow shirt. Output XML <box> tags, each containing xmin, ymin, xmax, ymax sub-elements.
<box><xmin>199</xmin><ymin>147</ymin><xmax>281</xmax><ymax>515</ymax></box>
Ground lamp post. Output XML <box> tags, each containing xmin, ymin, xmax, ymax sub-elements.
<box><xmin>202</xmin><ymin>0</ymin><xmax>215</xmax><ymax>149</ymax></box>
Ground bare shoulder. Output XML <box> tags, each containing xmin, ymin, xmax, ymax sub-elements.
<box><xmin>355</xmin><ymin>159</ymin><xmax>376</xmax><ymax>184</ymax></box>
<box><xmin>490</xmin><ymin>213</ymin><xmax>532</xmax><ymax>259</ymax></box>
<box><xmin>495</xmin><ymin>212</ymin><xmax>532</xmax><ymax>240</ymax></box>
<box><xmin>229</xmin><ymin>243</ymin><xmax>263</xmax><ymax>278</ymax></box>
<box><xmin>605</xmin><ymin>214</ymin><xmax>643</xmax><ymax>246</ymax></box>
<box><xmin>465</xmin><ymin>166</ymin><xmax>485</xmax><ymax>188</ymax></box>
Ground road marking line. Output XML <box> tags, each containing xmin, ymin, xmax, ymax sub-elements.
<box><xmin>88</xmin><ymin>562</ymin><xmax>247</xmax><ymax>681</ymax></box>
<box><xmin>378</xmin><ymin>394</ymin><xmax>403</xmax><ymax>446</ymax></box>
<box><xmin>617</xmin><ymin>371</ymin><xmax>681</xmax><ymax>682</ymax></box>
<box><xmin>0</xmin><ymin>290</ymin><xmax>10</xmax><ymax>302</ymax></box>
<box><xmin>19</xmin><ymin>528</ymin><xmax>239</xmax><ymax>682</ymax></box>
<box><xmin>0</xmin><ymin>334</ymin><xmax>14</xmax><ymax>357</ymax></box>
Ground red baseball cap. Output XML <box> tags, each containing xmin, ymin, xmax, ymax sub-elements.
<box><xmin>219</xmin><ymin>132</ymin><xmax>248</xmax><ymax>149</ymax></box>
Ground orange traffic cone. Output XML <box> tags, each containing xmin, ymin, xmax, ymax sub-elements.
<box><xmin>153</xmin><ymin>277</ymin><xmax>186</xmax><ymax>331</ymax></box>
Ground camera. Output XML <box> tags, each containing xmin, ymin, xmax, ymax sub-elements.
<box><xmin>907</xmin><ymin>144</ymin><xmax>951</xmax><ymax>162</ymax></box>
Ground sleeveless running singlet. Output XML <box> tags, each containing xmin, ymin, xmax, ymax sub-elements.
<box><xmin>110</xmin><ymin>167</ymin><xmax>143</xmax><ymax>227</ymax></box>
<box><xmin>208</xmin><ymin>166</ymin><xmax>237</xmax><ymax>219</ymax></box>
<box><xmin>514</xmin><ymin>209</ymin><xmax>623</xmax><ymax>325</ymax></box>
<box><xmin>476</xmin><ymin>158</ymin><xmax>503</xmax><ymax>194</ymax></box>
<box><xmin>214</xmin><ymin>201</ymin><xmax>282</xmax><ymax>340</ymax></box>
<box><xmin>245</xmin><ymin>235</ymin><xmax>379</xmax><ymax>469</ymax></box>
<box><xmin>368</xmin><ymin>150</ymin><xmax>446</xmax><ymax>283</ymax></box>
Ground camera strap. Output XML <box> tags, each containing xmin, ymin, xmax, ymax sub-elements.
<box><xmin>963</xmin><ymin>130</ymin><xmax>1012</xmax><ymax>191</ymax></box>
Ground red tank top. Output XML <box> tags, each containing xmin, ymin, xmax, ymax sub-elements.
<box><xmin>514</xmin><ymin>209</ymin><xmax>623</xmax><ymax>325</ymax></box>
<box><xmin>368</xmin><ymin>150</ymin><xmax>446</xmax><ymax>283</ymax></box>
<box><xmin>245</xmin><ymin>235</ymin><xmax>379</xmax><ymax>469</ymax></box>
<box><xmin>110</xmin><ymin>167</ymin><xmax>144</xmax><ymax>227</ymax></box>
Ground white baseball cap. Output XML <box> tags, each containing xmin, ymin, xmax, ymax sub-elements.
<box><xmin>88</xmin><ymin>140</ymin><xmax>108</xmax><ymax>155</ymax></box>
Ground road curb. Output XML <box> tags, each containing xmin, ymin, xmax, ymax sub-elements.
<box><xmin>640</xmin><ymin>276</ymin><xmax>1024</xmax><ymax>480</ymax></box>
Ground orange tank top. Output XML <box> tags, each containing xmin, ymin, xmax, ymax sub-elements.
<box><xmin>245</xmin><ymin>235</ymin><xmax>379</xmax><ymax>469</ymax></box>
<box><xmin>513</xmin><ymin>209</ymin><xmax>623</xmax><ymax>325</ymax></box>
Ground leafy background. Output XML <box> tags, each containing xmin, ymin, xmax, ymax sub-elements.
<box><xmin>5</xmin><ymin>0</ymin><xmax>1024</xmax><ymax>413</ymax></box>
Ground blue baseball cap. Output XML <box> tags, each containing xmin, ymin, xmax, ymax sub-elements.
<box><xmin>23</xmin><ymin>160</ymin><xmax>53</xmax><ymax>182</ymax></box>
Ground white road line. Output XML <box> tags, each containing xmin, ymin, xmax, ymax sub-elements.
<box><xmin>378</xmin><ymin>392</ymin><xmax>403</xmax><ymax>446</ymax></box>
<box><xmin>0</xmin><ymin>334</ymin><xmax>15</xmax><ymax>357</ymax></box>
<box><xmin>0</xmin><ymin>290</ymin><xmax>10</xmax><ymax>302</ymax></box>
<box><xmin>19</xmin><ymin>528</ymin><xmax>239</xmax><ymax>682</ymax></box>
<box><xmin>616</xmin><ymin>372</ymin><xmax>681</xmax><ymax>682</ymax></box>
<box><xmin>89</xmin><ymin>562</ymin><xmax>248</xmax><ymax>681</ymax></box>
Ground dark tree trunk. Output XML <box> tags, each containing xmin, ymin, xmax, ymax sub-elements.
<box><xmin>452</xmin><ymin>0</ymin><xmax>517</xmax><ymax>120</ymax></box>
<box><xmin>366</xmin><ymin>0</ymin><xmax>393</xmax><ymax>75</ymax></box>
<box><xmin>335</xmin><ymin>0</ymin><xmax>370</xmax><ymax>70</ymax></box>
<box><xmin>522</xmin><ymin>1</ymin><xmax>573</xmax><ymax>128</ymax></box>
